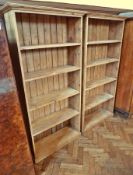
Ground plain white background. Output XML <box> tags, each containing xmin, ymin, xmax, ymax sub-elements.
<box><xmin>31</xmin><ymin>0</ymin><xmax>133</xmax><ymax>10</ymax></box>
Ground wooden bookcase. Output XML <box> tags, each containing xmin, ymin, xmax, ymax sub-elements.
<box><xmin>82</xmin><ymin>13</ymin><xmax>125</xmax><ymax>132</ymax></box>
<box><xmin>2</xmin><ymin>3</ymin><xmax>84</xmax><ymax>163</ymax></box>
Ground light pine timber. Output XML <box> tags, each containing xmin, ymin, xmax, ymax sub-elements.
<box><xmin>6</xmin><ymin>5</ymin><xmax>83</xmax><ymax>162</ymax></box>
<box><xmin>82</xmin><ymin>13</ymin><xmax>125</xmax><ymax>131</ymax></box>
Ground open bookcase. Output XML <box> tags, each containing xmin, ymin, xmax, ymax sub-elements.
<box><xmin>3</xmin><ymin>3</ymin><xmax>84</xmax><ymax>163</ymax></box>
<box><xmin>82</xmin><ymin>13</ymin><xmax>125</xmax><ymax>132</ymax></box>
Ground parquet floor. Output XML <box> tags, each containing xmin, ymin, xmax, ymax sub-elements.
<box><xmin>35</xmin><ymin>114</ymin><xmax>133</xmax><ymax>175</ymax></box>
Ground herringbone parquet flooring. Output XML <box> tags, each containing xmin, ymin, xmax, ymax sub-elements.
<box><xmin>35</xmin><ymin>114</ymin><xmax>133</xmax><ymax>175</ymax></box>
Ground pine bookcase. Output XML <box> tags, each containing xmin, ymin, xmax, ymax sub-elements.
<box><xmin>1</xmin><ymin>1</ymin><xmax>126</xmax><ymax>163</ymax></box>
<box><xmin>2</xmin><ymin>2</ymin><xmax>84</xmax><ymax>163</ymax></box>
<box><xmin>82</xmin><ymin>13</ymin><xmax>125</xmax><ymax>132</ymax></box>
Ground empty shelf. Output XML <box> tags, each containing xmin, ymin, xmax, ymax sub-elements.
<box><xmin>32</xmin><ymin>108</ymin><xmax>79</xmax><ymax>136</ymax></box>
<box><xmin>87</xmin><ymin>40</ymin><xmax>121</xmax><ymax>45</ymax></box>
<box><xmin>86</xmin><ymin>77</ymin><xmax>116</xmax><ymax>90</ymax></box>
<box><xmin>29</xmin><ymin>87</ymin><xmax>79</xmax><ymax>111</ymax></box>
<box><xmin>87</xmin><ymin>58</ymin><xmax>119</xmax><ymax>68</ymax></box>
<box><xmin>85</xmin><ymin>93</ymin><xmax>114</xmax><ymax>110</ymax></box>
<box><xmin>35</xmin><ymin>127</ymin><xmax>80</xmax><ymax>163</ymax></box>
<box><xmin>84</xmin><ymin>109</ymin><xmax>113</xmax><ymax>131</ymax></box>
<box><xmin>20</xmin><ymin>42</ymin><xmax>81</xmax><ymax>50</ymax></box>
<box><xmin>25</xmin><ymin>65</ymin><xmax>80</xmax><ymax>82</ymax></box>
<box><xmin>89</xmin><ymin>16</ymin><xmax>124</xmax><ymax>21</ymax></box>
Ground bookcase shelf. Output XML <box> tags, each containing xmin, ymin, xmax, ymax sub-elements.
<box><xmin>84</xmin><ymin>109</ymin><xmax>113</xmax><ymax>131</ymax></box>
<box><xmin>29</xmin><ymin>87</ymin><xmax>79</xmax><ymax>111</ymax></box>
<box><xmin>89</xmin><ymin>16</ymin><xmax>124</xmax><ymax>21</ymax></box>
<box><xmin>86</xmin><ymin>77</ymin><xmax>116</xmax><ymax>90</ymax></box>
<box><xmin>85</xmin><ymin>93</ymin><xmax>114</xmax><ymax>111</ymax></box>
<box><xmin>5</xmin><ymin>5</ymin><xmax>83</xmax><ymax>163</ymax></box>
<box><xmin>20</xmin><ymin>42</ymin><xmax>81</xmax><ymax>50</ymax></box>
<box><xmin>35</xmin><ymin>127</ymin><xmax>80</xmax><ymax>163</ymax></box>
<box><xmin>82</xmin><ymin>13</ymin><xmax>125</xmax><ymax>132</ymax></box>
<box><xmin>87</xmin><ymin>40</ymin><xmax>121</xmax><ymax>45</ymax></box>
<box><xmin>24</xmin><ymin>65</ymin><xmax>80</xmax><ymax>82</ymax></box>
<box><xmin>86</xmin><ymin>58</ymin><xmax>119</xmax><ymax>68</ymax></box>
<box><xmin>32</xmin><ymin>108</ymin><xmax>79</xmax><ymax>136</ymax></box>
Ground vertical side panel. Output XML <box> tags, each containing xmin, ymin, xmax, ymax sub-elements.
<box><xmin>0</xmin><ymin>15</ymin><xmax>35</xmax><ymax>175</ymax></box>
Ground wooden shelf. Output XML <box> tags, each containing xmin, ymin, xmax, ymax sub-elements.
<box><xmin>84</xmin><ymin>109</ymin><xmax>113</xmax><ymax>131</ymax></box>
<box><xmin>86</xmin><ymin>77</ymin><xmax>116</xmax><ymax>90</ymax></box>
<box><xmin>86</xmin><ymin>58</ymin><xmax>119</xmax><ymax>68</ymax></box>
<box><xmin>85</xmin><ymin>93</ymin><xmax>114</xmax><ymax>110</ymax></box>
<box><xmin>25</xmin><ymin>65</ymin><xmax>80</xmax><ymax>82</ymax></box>
<box><xmin>32</xmin><ymin>108</ymin><xmax>79</xmax><ymax>136</ymax></box>
<box><xmin>20</xmin><ymin>42</ymin><xmax>81</xmax><ymax>51</ymax></box>
<box><xmin>87</xmin><ymin>40</ymin><xmax>121</xmax><ymax>45</ymax></box>
<box><xmin>89</xmin><ymin>16</ymin><xmax>124</xmax><ymax>21</ymax></box>
<box><xmin>35</xmin><ymin>127</ymin><xmax>80</xmax><ymax>163</ymax></box>
<box><xmin>29</xmin><ymin>88</ymin><xmax>79</xmax><ymax>111</ymax></box>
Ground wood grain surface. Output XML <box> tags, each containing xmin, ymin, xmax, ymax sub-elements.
<box><xmin>0</xmin><ymin>17</ymin><xmax>35</xmax><ymax>175</ymax></box>
<box><xmin>115</xmin><ymin>19</ymin><xmax>133</xmax><ymax>114</ymax></box>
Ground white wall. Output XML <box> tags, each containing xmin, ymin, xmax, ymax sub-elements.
<box><xmin>36</xmin><ymin>0</ymin><xmax>133</xmax><ymax>10</ymax></box>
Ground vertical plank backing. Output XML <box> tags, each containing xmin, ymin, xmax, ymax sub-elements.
<box><xmin>50</xmin><ymin>16</ymin><xmax>59</xmax><ymax>132</ymax></box>
<box><xmin>82</xmin><ymin>16</ymin><xmax>88</xmax><ymax>130</ymax></box>
<box><xmin>62</xmin><ymin>17</ymin><xmax>69</xmax><ymax>127</ymax></box>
